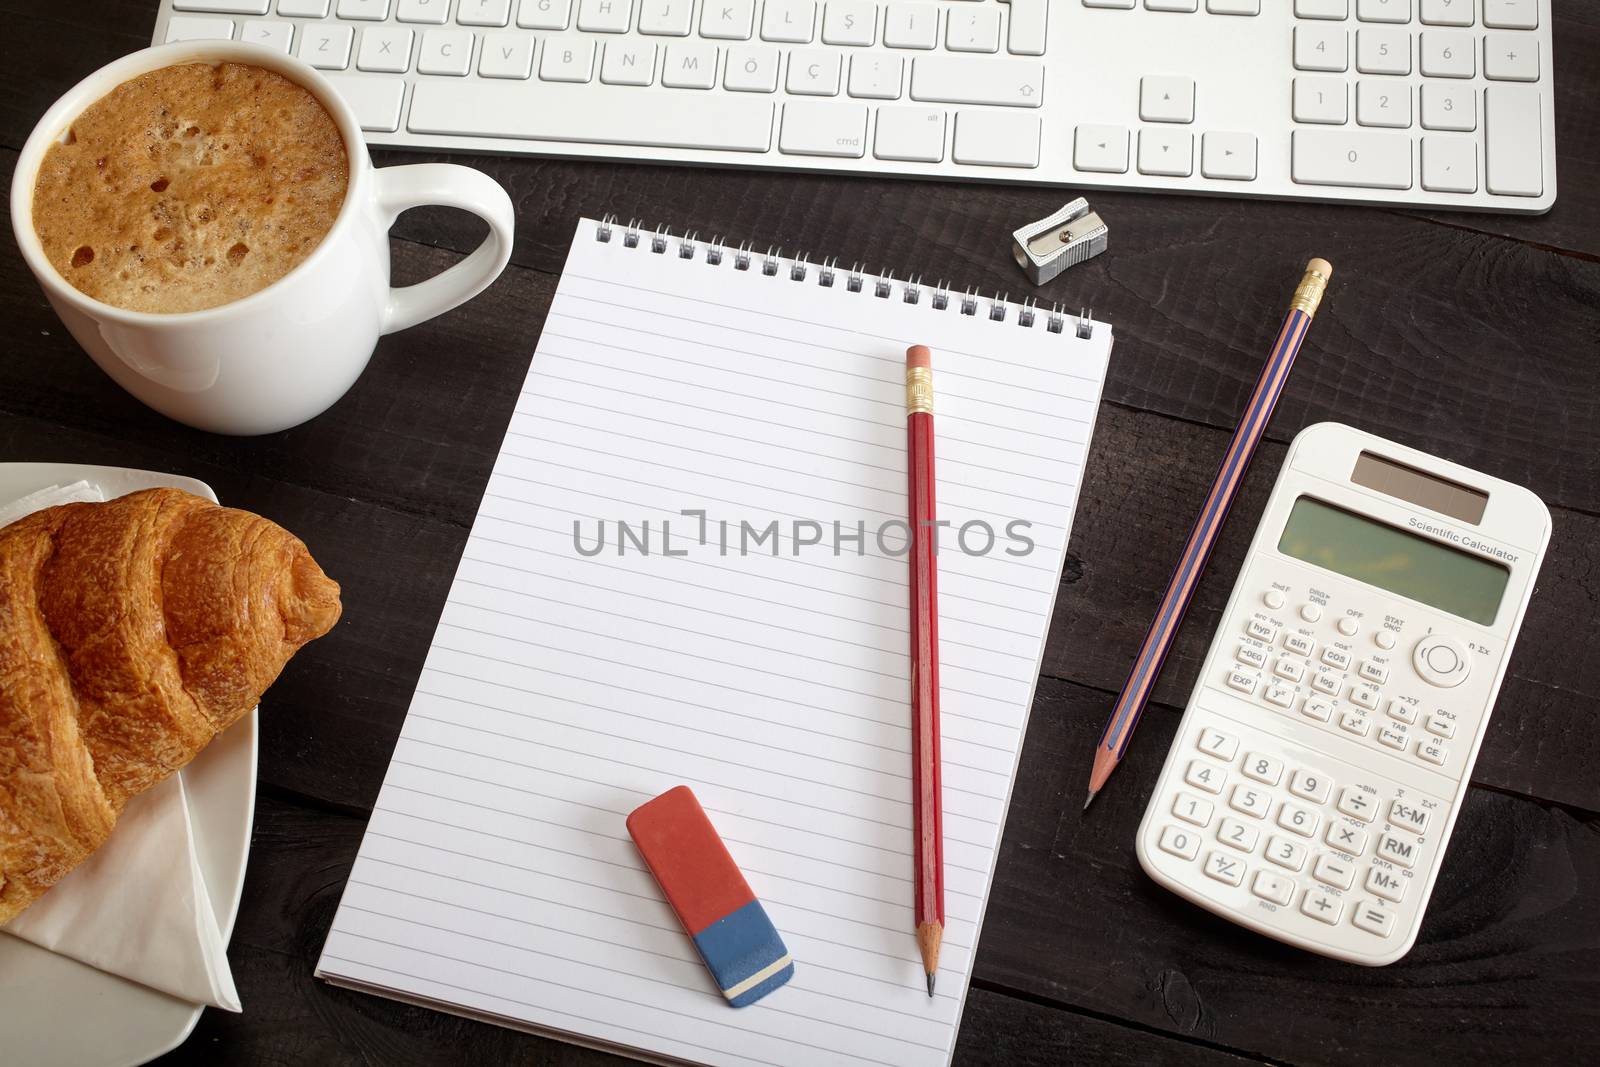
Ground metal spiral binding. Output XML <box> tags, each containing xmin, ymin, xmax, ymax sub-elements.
<box><xmin>819</xmin><ymin>257</ymin><xmax>837</xmax><ymax>288</ymax></box>
<box><xmin>1077</xmin><ymin>308</ymin><xmax>1094</xmax><ymax>339</ymax></box>
<box><xmin>624</xmin><ymin>218</ymin><xmax>642</xmax><ymax>248</ymax></box>
<box><xmin>650</xmin><ymin>224</ymin><xmax>670</xmax><ymax>254</ymax></box>
<box><xmin>678</xmin><ymin>231</ymin><xmax>698</xmax><ymax>259</ymax></box>
<box><xmin>903</xmin><ymin>275</ymin><xmax>921</xmax><ymax>305</ymax></box>
<box><xmin>734</xmin><ymin>241</ymin><xmax>752</xmax><ymax>271</ymax></box>
<box><xmin>1018</xmin><ymin>298</ymin><xmax>1036</xmax><ymax>328</ymax></box>
<box><xmin>706</xmin><ymin>235</ymin><xmax>725</xmax><ymax>266</ymax></box>
<box><xmin>960</xmin><ymin>287</ymin><xmax>978</xmax><ymax>316</ymax></box>
<box><xmin>762</xmin><ymin>246</ymin><xmax>782</xmax><ymax>276</ymax></box>
<box><xmin>874</xmin><ymin>270</ymin><xmax>894</xmax><ymax>299</ymax></box>
<box><xmin>931</xmin><ymin>281</ymin><xmax>950</xmax><ymax>311</ymax></box>
<box><xmin>596</xmin><ymin>213</ymin><xmax>616</xmax><ymax>243</ymax></box>
<box><xmin>790</xmin><ymin>254</ymin><xmax>809</xmax><ymax>282</ymax></box>
<box><xmin>988</xmin><ymin>293</ymin><xmax>1007</xmax><ymax>322</ymax></box>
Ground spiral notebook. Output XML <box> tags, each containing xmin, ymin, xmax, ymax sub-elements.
<box><xmin>315</xmin><ymin>217</ymin><xmax>1112</xmax><ymax>1066</ymax></box>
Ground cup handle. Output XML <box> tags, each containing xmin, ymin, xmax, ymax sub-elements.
<box><xmin>372</xmin><ymin>163</ymin><xmax>515</xmax><ymax>336</ymax></box>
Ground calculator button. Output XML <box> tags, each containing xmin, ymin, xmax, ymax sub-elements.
<box><xmin>1229</xmin><ymin>784</ymin><xmax>1272</xmax><ymax>818</ymax></box>
<box><xmin>1263</xmin><ymin>683</ymin><xmax>1295</xmax><ymax>709</ymax></box>
<box><xmin>1349</xmin><ymin>685</ymin><xmax>1380</xmax><ymax>711</ymax></box>
<box><xmin>1273</xmin><ymin>658</ymin><xmax>1306</xmax><ymax>683</ymax></box>
<box><xmin>1289</xmin><ymin>769</ymin><xmax>1332</xmax><ymax>803</ymax></box>
<box><xmin>1366</xmin><ymin>864</ymin><xmax>1407</xmax><ymax>902</ymax></box>
<box><xmin>1358</xmin><ymin>660</ymin><xmax>1389</xmax><ymax>684</ymax></box>
<box><xmin>1173</xmin><ymin>791</ymin><xmax>1215</xmax><ymax>827</ymax></box>
<box><xmin>1424</xmin><ymin>713</ymin><xmax>1456</xmax><ymax>738</ymax></box>
<box><xmin>1321</xmin><ymin>647</ymin><xmax>1351</xmax><ymax>671</ymax></box>
<box><xmin>1313</xmin><ymin>853</ymin><xmax>1356</xmax><ymax>889</ymax></box>
<box><xmin>1299</xmin><ymin>603</ymin><xmax>1322</xmax><ymax>623</ymax></box>
<box><xmin>1352</xmin><ymin>900</ymin><xmax>1397</xmax><ymax>936</ymax></box>
<box><xmin>1413</xmin><ymin>633</ymin><xmax>1470</xmax><ymax>687</ymax></box>
<box><xmin>1377</xmin><ymin>830</ymin><xmax>1420</xmax><ymax>869</ymax></box>
<box><xmin>1283</xmin><ymin>632</ymin><xmax>1315</xmax><ymax>657</ymax></box>
<box><xmin>1337</xmin><ymin>616</ymin><xmax>1360</xmax><ymax>637</ymax></box>
<box><xmin>1265</xmin><ymin>834</ymin><xmax>1308</xmax><ymax>871</ymax></box>
<box><xmin>1417</xmin><ymin>739</ymin><xmax>1449</xmax><ymax>765</ymax></box>
<box><xmin>1237</xmin><ymin>643</ymin><xmax>1267</xmax><ymax>669</ymax></box>
<box><xmin>1326</xmin><ymin>821</ymin><xmax>1368</xmax><ymax>855</ymax></box>
<box><xmin>1376</xmin><ymin>724</ymin><xmax>1407</xmax><ymax>750</ymax></box>
<box><xmin>1374</xmin><ymin>629</ymin><xmax>1397</xmax><ymax>650</ymax></box>
<box><xmin>1185</xmin><ymin>759</ymin><xmax>1227</xmax><ymax>794</ymax></box>
<box><xmin>1226</xmin><ymin>670</ymin><xmax>1259</xmax><ymax>695</ymax></box>
<box><xmin>1301</xmin><ymin>887</ymin><xmax>1344</xmax><ymax>924</ymax></box>
<box><xmin>1388</xmin><ymin>799</ymin><xmax>1428</xmax><ymax>833</ymax></box>
<box><xmin>1217</xmin><ymin>816</ymin><xmax>1260</xmax><ymax>852</ymax></box>
<box><xmin>1196</xmin><ymin>728</ymin><xmax>1239</xmax><ymax>760</ymax></box>
<box><xmin>1277</xmin><ymin>802</ymin><xmax>1320</xmax><ymax>837</ymax></box>
<box><xmin>1251</xmin><ymin>869</ymin><xmax>1295</xmax><ymax>906</ymax></box>
<box><xmin>1241</xmin><ymin>753</ymin><xmax>1284</xmax><ymax>786</ymax></box>
<box><xmin>1339</xmin><ymin>710</ymin><xmax>1372</xmax><ymax>737</ymax></box>
<box><xmin>1263</xmin><ymin>588</ymin><xmax>1285</xmax><ymax>609</ymax></box>
<box><xmin>1247</xmin><ymin>618</ymin><xmax>1278</xmax><ymax>642</ymax></box>
<box><xmin>1387</xmin><ymin>698</ymin><xmax>1417</xmax><ymax>724</ymax></box>
<box><xmin>1159</xmin><ymin>824</ymin><xmax>1201</xmax><ymax>860</ymax></box>
<box><xmin>1204</xmin><ymin>850</ymin><xmax>1246</xmax><ymax>886</ymax></box>
<box><xmin>1337</xmin><ymin>786</ymin><xmax>1377</xmax><ymax>822</ymax></box>
<box><xmin>1301</xmin><ymin>695</ymin><xmax>1335</xmax><ymax>722</ymax></box>
<box><xmin>1311</xmin><ymin>671</ymin><xmax>1341</xmax><ymax>695</ymax></box>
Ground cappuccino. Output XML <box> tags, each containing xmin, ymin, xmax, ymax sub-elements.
<box><xmin>32</xmin><ymin>62</ymin><xmax>348</xmax><ymax>314</ymax></box>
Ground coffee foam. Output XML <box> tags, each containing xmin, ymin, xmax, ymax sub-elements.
<box><xmin>31</xmin><ymin>62</ymin><xmax>349</xmax><ymax>314</ymax></box>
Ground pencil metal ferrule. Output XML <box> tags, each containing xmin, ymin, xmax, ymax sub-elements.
<box><xmin>1290</xmin><ymin>260</ymin><xmax>1332</xmax><ymax>318</ymax></box>
<box><xmin>906</xmin><ymin>367</ymin><xmax>934</xmax><ymax>414</ymax></box>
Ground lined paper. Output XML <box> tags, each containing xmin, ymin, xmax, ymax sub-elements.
<box><xmin>316</xmin><ymin>218</ymin><xmax>1111</xmax><ymax>1067</ymax></box>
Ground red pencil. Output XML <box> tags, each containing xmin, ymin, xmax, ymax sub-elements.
<box><xmin>905</xmin><ymin>343</ymin><xmax>943</xmax><ymax>998</ymax></box>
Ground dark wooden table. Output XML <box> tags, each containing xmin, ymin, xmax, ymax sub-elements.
<box><xmin>4</xmin><ymin>3</ymin><xmax>1598</xmax><ymax>1063</ymax></box>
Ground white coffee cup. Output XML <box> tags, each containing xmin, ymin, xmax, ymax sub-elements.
<box><xmin>10</xmin><ymin>41</ymin><xmax>515</xmax><ymax>435</ymax></box>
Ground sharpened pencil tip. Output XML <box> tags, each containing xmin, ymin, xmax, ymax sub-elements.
<box><xmin>927</xmin><ymin>972</ymin><xmax>935</xmax><ymax>997</ymax></box>
<box><xmin>1083</xmin><ymin>790</ymin><xmax>1097</xmax><ymax>812</ymax></box>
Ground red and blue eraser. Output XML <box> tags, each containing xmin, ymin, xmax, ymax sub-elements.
<box><xmin>626</xmin><ymin>786</ymin><xmax>794</xmax><ymax>1007</ymax></box>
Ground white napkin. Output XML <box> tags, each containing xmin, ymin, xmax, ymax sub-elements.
<box><xmin>1</xmin><ymin>482</ymin><xmax>241</xmax><ymax>1011</ymax></box>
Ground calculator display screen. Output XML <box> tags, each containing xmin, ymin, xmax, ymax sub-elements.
<box><xmin>1277</xmin><ymin>497</ymin><xmax>1508</xmax><ymax>625</ymax></box>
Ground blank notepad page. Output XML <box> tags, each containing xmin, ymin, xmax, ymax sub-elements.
<box><xmin>317</xmin><ymin>219</ymin><xmax>1111</xmax><ymax>1067</ymax></box>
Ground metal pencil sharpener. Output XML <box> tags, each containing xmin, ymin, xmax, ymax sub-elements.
<box><xmin>1012</xmin><ymin>199</ymin><xmax>1109</xmax><ymax>286</ymax></box>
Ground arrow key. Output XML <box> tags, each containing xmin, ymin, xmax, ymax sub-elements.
<box><xmin>1422</xmin><ymin>134</ymin><xmax>1477</xmax><ymax>193</ymax></box>
<box><xmin>1073</xmin><ymin>124</ymin><xmax>1130</xmax><ymax>173</ymax></box>
<box><xmin>1202</xmin><ymin>131</ymin><xmax>1257</xmax><ymax>180</ymax></box>
<box><xmin>1138</xmin><ymin>128</ymin><xmax>1193</xmax><ymax>176</ymax></box>
<box><xmin>1140</xmin><ymin>74</ymin><xmax>1195</xmax><ymax>123</ymax></box>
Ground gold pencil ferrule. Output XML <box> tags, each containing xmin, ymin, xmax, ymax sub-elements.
<box><xmin>906</xmin><ymin>367</ymin><xmax>934</xmax><ymax>414</ymax></box>
<box><xmin>1289</xmin><ymin>261</ymin><xmax>1332</xmax><ymax>318</ymax></box>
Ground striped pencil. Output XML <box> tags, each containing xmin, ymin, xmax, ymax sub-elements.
<box><xmin>1084</xmin><ymin>259</ymin><xmax>1333</xmax><ymax>810</ymax></box>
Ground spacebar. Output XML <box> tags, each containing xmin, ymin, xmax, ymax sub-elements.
<box><xmin>408</xmin><ymin>83</ymin><xmax>774</xmax><ymax>153</ymax></box>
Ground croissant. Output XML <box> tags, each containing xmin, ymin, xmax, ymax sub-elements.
<box><xmin>0</xmin><ymin>487</ymin><xmax>341</xmax><ymax>923</ymax></box>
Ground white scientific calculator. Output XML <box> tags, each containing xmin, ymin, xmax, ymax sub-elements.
<box><xmin>1135</xmin><ymin>422</ymin><xmax>1550</xmax><ymax>965</ymax></box>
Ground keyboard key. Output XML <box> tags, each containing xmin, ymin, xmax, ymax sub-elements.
<box><xmin>1388</xmin><ymin>798</ymin><xmax>1428</xmax><ymax>833</ymax></box>
<box><xmin>1357</xmin><ymin>28</ymin><xmax>1410</xmax><ymax>73</ymax></box>
<box><xmin>1485</xmin><ymin>85</ymin><xmax>1543</xmax><ymax>195</ymax></box>
<box><xmin>1425</xmin><ymin>713</ymin><xmax>1457</xmax><ymax>738</ymax></box>
<box><xmin>1295</xmin><ymin>25</ymin><xmax>1349</xmax><ymax>72</ymax></box>
<box><xmin>701</xmin><ymin>0</ymin><xmax>755</xmax><ymax>39</ymax></box>
<box><xmin>1337</xmin><ymin>616</ymin><xmax>1360</xmax><ymax>637</ymax></box>
<box><xmin>458</xmin><ymin>0</ymin><xmax>514</xmax><ymax>24</ymax></box>
<box><xmin>641</xmin><ymin>0</ymin><xmax>695</xmax><ymax>34</ymax></box>
<box><xmin>579</xmin><ymin>0</ymin><xmax>634</xmax><ymax>31</ymax></box>
<box><xmin>166</xmin><ymin>15</ymin><xmax>234</xmax><ymax>41</ymax></box>
<box><xmin>1311</xmin><ymin>671</ymin><xmax>1341</xmax><ymax>694</ymax></box>
<box><xmin>848</xmin><ymin>54</ymin><xmax>903</xmax><ymax>98</ymax></box>
<box><xmin>1376</xmin><ymin>724</ymin><xmax>1408</xmax><ymax>749</ymax></box>
<box><xmin>279</xmin><ymin>0</ymin><xmax>329</xmax><ymax>13</ymax></box>
<box><xmin>1237</xmin><ymin>643</ymin><xmax>1267</xmax><ymax>668</ymax></box>
<box><xmin>883</xmin><ymin>3</ymin><xmax>937</xmax><ymax>48</ymax></box>
<box><xmin>1386</xmin><ymin>698</ymin><xmax>1417</xmax><ymax>723</ymax></box>
<box><xmin>1172</xmin><ymin>791</ymin><xmax>1215</xmax><ymax>827</ymax></box>
<box><xmin>1417</xmin><ymin>738</ymin><xmax>1449</xmax><ymax>765</ymax></box>
<box><xmin>517</xmin><ymin>0</ymin><xmax>572</xmax><ymax>28</ymax></box>
<box><xmin>780</xmin><ymin>100</ymin><xmax>868</xmax><ymax>156</ymax></box>
<box><xmin>419</xmin><ymin>29</ymin><xmax>475</xmax><ymax>75</ymax></box>
<box><xmin>1008</xmin><ymin>0</ymin><xmax>1048</xmax><ymax>55</ymax></box>
<box><xmin>1301</xmin><ymin>887</ymin><xmax>1344</xmax><ymax>924</ymax></box>
<box><xmin>1289</xmin><ymin>769</ymin><xmax>1332</xmax><ymax>804</ymax></box>
<box><xmin>1321</xmin><ymin>646</ymin><xmax>1351</xmax><ymax>670</ymax></box>
<box><xmin>1283</xmin><ymin>632</ymin><xmax>1315</xmax><ymax>657</ymax></box>
<box><xmin>1084</xmin><ymin>0</ymin><xmax>1136</xmax><ymax>6</ymax></box>
<box><xmin>1137</xmin><ymin>129</ymin><xmax>1193</xmax><ymax>176</ymax></box>
<box><xmin>1352</xmin><ymin>900</ymin><xmax>1397</xmax><ymax>936</ymax></box>
<box><xmin>1218</xmin><ymin>816</ymin><xmax>1260</xmax><ymax>852</ymax></box>
<box><xmin>1419</xmin><ymin>0</ymin><xmax>1471</xmax><ymax>25</ymax></box>
<box><xmin>1229</xmin><ymin>784</ymin><xmax>1271</xmax><ymax>819</ymax></box>
<box><xmin>1350</xmin><ymin>685</ymin><xmax>1381</xmax><ymax>710</ymax></box>
<box><xmin>1274</xmin><ymin>657</ymin><xmax>1305</xmax><ymax>683</ymax></box>
<box><xmin>1326</xmin><ymin>820</ymin><xmax>1368</xmax><ymax>854</ymax></box>
<box><xmin>1140</xmin><ymin>76</ymin><xmax>1195</xmax><ymax>123</ymax></box>
<box><xmin>1337</xmin><ymin>786</ymin><xmax>1376</xmax><ymax>822</ymax></box>
<box><xmin>1339</xmin><ymin>709</ymin><xmax>1372</xmax><ymax>736</ymax></box>
<box><xmin>1358</xmin><ymin>660</ymin><xmax>1389</xmax><ymax>684</ymax></box>
<box><xmin>1356</xmin><ymin>81</ymin><xmax>1411</xmax><ymax>126</ymax></box>
<box><xmin>1277</xmin><ymin>802</ymin><xmax>1319</xmax><ymax>837</ymax></box>
<box><xmin>945</xmin><ymin>7</ymin><xmax>1001</xmax><ymax>52</ymax></box>
<box><xmin>1483</xmin><ymin>0</ymin><xmax>1536</xmax><ymax>28</ymax></box>
<box><xmin>1366</xmin><ymin>865</ymin><xmax>1407</xmax><ymax>902</ymax></box>
<box><xmin>1299</xmin><ymin>602</ymin><xmax>1323</xmax><ymax>622</ymax></box>
<box><xmin>1313</xmin><ymin>853</ymin><xmax>1356</xmax><ymax>889</ymax></box>
<box><xmin>1251</xmin><ymin>869</ymin><xmax>1293</xmax><ymax>905</ymax></box>
<box><xmin>1158</xmin><ymin>824</ymin><xmax>1201</xmax><ymax>860</ymax></box>
<box><xmin>1378</xmin><ymin>830</ymin><xmax>1420</xmax><ymax>868</ymax></box>
<box><xmin>408</xmin><ymin>79</ymin><xmax>774</xmax><ymax>150</ymax></box>
<box><xmin>324</xmin><ymin>74</ymin><xmax>406</xmax><ymax>130</ymax></box>
<box><xmin>1242</xmin><ymin>753</ymin><xmax>1283</xmax><ymax>786</ymax></box>
<box><xmin>1208</xmin><ymin>0</ymin><xmax>1259</xmax><ymax>12</ymax></box>
<box><xmin>1356</xmin><ymin>0</ymin><xmax>1409</xmax><ymax>22</ymax></box>
<box><xmin>241</xmin><ymin>20</ymin><xmax>292</xmax><ymax>51</ymax></box>
<box><xmin>1301</xmin><ymin>695</ymin><xmax>1334</xmax><ymax>721</ymax></box>
<box><xmin>1421</xmin><ymin>30</ymin><xmax>1475</xmax><ymax>76</ymax></box>
<box><xmin>1196</xmin><ymin>728</ymin><xmax>1238</xmax><ymax>761</ymax></box>
<box><xmin>1263</xmin><ymin>683</ymin><xmax>1295</xmax><ymax>708</ymax></box>
<box><xmin>1265</xmin><ymin>834</ymin><xmax>1308</xmax><ymax>871</ymax></box>
<box><xmin>1203</xmin><ymin>850</ymin><xmax>1246</xmax><ymax>886</ymax></box>
<box><xmin>337</xmin><ymin>0</ymin><xmax>390</xmax><ymax>18</ymax></box>
<box><xmin>1226</xmin><ymin>670</ymin><xmax>1259</xmax><ymax>695</ymax></box>
<box><xmin>1201</xmin><ymin>132</ymin><xmax>1256</xmax><ymax>179</ymax></box>
<box><xmin>821</xmin><ymin>0</ymin><xmax>878</xmax><ymax>46</ymax></box>
<box><xmin>602</xmin><ymin>41</ymin><xmax>659</xmax><ymax>85</ymax></box>
<box><xmin>787</xmin><ymin>49</ymin><xmax>841</xmax><ymax>94</ymax></box>
<box><xmin>397</xmin><ymin>0</ymin><xmax>450</xmax><ymax>21</ymax></box>
<box><xmin>1147</xmin><ymin>0</ymin><xmax>1199</xmax><ymax>9</ymax></box>
<box><xmin>1247</xmin><ymin>618</ymin><xmax>1277</xmax><ymax>642</ymax></box>
<box><xmin>1184</xmin><ymin>759</ymin><xmax>1227</xmax><ymax>794</ymax></box>
<box><xmin>173</xmin><ymin>0</ymin><xmax>263</xmax><ymax>9</ymax></box>
<box><xmin>952</xmin><ymin>110</ymin><xmax>1040</xmax><ymax>167</ymax></box>
<box><xmin>480</xmin><ymin>32</ymin><xmax>536</xmax><ymax>78</ymax></box>
<box><xmin>298</xmin><ymin>24</ymin><xmax>353</xmax><ymax>67</ymax></box>
<box><xmin>1485</xmin><ymin>35</ymin><xmax>1538</xmax><ymax>81</ymax></box>
<box><xmin>872</xmin><ymin>105</ymin><xmax>945</xmax><ymax>161</ymax></box>
<box><xmin>1296</xmin><ymin>0</ymin><xmax>1348</xmax><ymax>17</ymax></box>
<box><xmin>358</xmin><ymin>27</ymin><xmax>414</xmax><ymax>72</ymax></box>
<box><xmin>725</xmin><ymin>45</ymin><xmax>778</xmax><ymax>91</ymax></box>
<box><xmin>910</xmin><ymin>57</ymin><xmax>1044</xmax><ymax>108</ymax></box>
<box><xmin>661</xmin><ymin>41</ymin><xmax>715</xmax><ymax>87</ymax></box>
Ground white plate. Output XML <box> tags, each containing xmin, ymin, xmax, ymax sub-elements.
<box><xmin>0</xmin><ymin>463</ymin><xmax>257</xmax><ymax>1067</ymax></box>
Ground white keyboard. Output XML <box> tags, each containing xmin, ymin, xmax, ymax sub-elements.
<box><xmin>154</xmin><ymin>0</ymin><xmax>1557</xmax><ymax>213</ymax></box>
